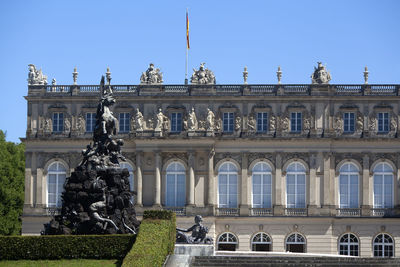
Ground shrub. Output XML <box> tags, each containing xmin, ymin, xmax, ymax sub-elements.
<box><xmin>122</xmin><ymin>210</ymin><xmax>176</xmax><ymax>267</ymax></box>
<box><xmin>0</xmin><ymin>234</ymin><xmax>136</xmax><ymax>260</ymax></box>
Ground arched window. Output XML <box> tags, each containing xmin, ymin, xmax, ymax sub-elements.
<box><xmin>339</xmin><ymin>163</ymin><xmax>359</xmax><ymax>209</ymax></box>
<box><xmin>252</xmin><ymin>162</ymin><xmax>272</xmax><ymax>208</ymax></box>
<box><xmin>218</xmin><ymin>162</ymin><xmax>238</xmax><ymax>208</ymax></box>
<box><xmin>47</xmin><ymin>162</ymin><xmax>67</xmax><ymax>208</ymax></box>
<box><xmin>286</xmin><ymin>233</ymin><xmax>306</xmax><ymax>253</ymax></box>
<box><xmin>373</xmin><ymin>163</ymin><xmax>393</xmax><ymax>209</ymax></box>
<box><xmin>217</xmin><ymin>232</ymin><xmax>238</xmax><ymax>251</ymax></box>
<box><xmin>251</xmin><ymin>232</ymin><xmax>272</xmax><ymax>251</ymax></box>
<box><xmin>165</xmin><ymin>162</ymin><xmax>186</xmax><ymax>207</ymax></box>
<box><xmin>373</xmin><ymin>234</ymin><xmax>394</xmax><ymax>258</ymax></box>
<box><xmin>120</xmin><ymin>162</ymin><xmax>134</xmax><ymax>192</ymax></box>
<box><xmin>339</xmin><ymin>233</ymin><xmax>359</xmax><ymax>256</ymax></box>
<box><xmin>286</xmin><ymin>162</ymin><xmax>306</xmax><ymax>208</ymax></box>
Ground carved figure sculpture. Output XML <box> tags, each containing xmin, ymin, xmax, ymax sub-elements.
<box><xmin>135</xmin><ymin>108</ymin><xmax>145</xmax><ymax>131</ymax></box>
<box><xmin>206</xmin><ymin>108</ymin><xmax>215</xmax><ymax>131</ymax></box>
<box><xmin>28</xmin><ymin>64</ymin><xmax>48</xmax><ymax>85</ymax></box>
<box><xmin>270</xmin><ymin>115</ymin><xmax>276</xmax><ymax>132</ymax></box>
<box><xmin>76</xmin><ymin>116</ymin><xmax>86</xmax><ymax>134</ymax></box>
<box><xmin>191</xmin><ymin>63</ymin><xmax>216</xmax><ymax>84</ymax></box>
<box><xmin>64</xmin><ymin>118</ymin><xmax>71</xmax><ymax>133</ymax></box>
<box><xmin>188</xmin><ymin>107</ymin><xmax>198</xmax><ymax>131</ymax></box>
<box><xmin>235</xmin><ymin>115</ymin><xmax>242</xmax><ymax>131</ymax></box>
<box><xmin>140</xmin><ymin>63</ymin><xmax>163</xmax><ymax>84</ymax></box>
<box><xmin>247</xmin><ymin>115</ymin><xmax>256</xmax><ymax>132</ymax></box>
<box><xmin>311</xmin><ymin>62</ymin><xmax>331</xmax><ymax>84</ymax></box>
<box><xmin>155</xmin><ymin>108</ymin><xmax>168</xmax><ymax>131</ymax></box>
<box><xmin>44</xmin><ymin>118</ymin><xmax>52</xmax><ymax>133</ymax></box>
<box><xmin>176</xmin><ymin>215</ymin><xmax>213</xmax><ymax>244</ymax></box>
<box><xmin>334</xmin><ymin>115</ymin><xmax>343</xmax><ymax>135</ymax></box>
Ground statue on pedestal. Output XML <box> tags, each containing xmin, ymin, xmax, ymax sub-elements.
<box><xmin>191</xmin><ymin>63</ymin><xmax>216</xmax><ymax>84</ymax></box>
<box><xmin>206</xmin><ymin>108</ymin><xmax>215</xmax><ymax>131</ymax></box>
<box><xmin>311</xmin><ymin>62</ymin><xmax>331</xmax><ymax>84</ymax></box>
<box><xmin>140</xmin><ymin>63</ymin><xmax>163</xmax><ymax>84</ymax></box>
<box><xmin>155</xmin><ymin>108</ymin><xmax>168</xmax><ymax>132</ymax></box>
<box><xmin>176</xmin><ymin>215</ymin><xmax>213</xmax><ymax>244</ymax></box>
<box><xmin>28</xmin><ymin>64</ymin><xmax>48</xmax><ymax>85</ymax></box>
<box><xmin>187</xmin><ymin>107</ymin><xmax>198</xmax><ymax>131</ymax></box>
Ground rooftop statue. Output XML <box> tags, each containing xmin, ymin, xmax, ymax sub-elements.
<box><xmin>140</xmin><ymin>63</ymin><xmax>163</xmax><ymax>84</ymax></box>
<box><xmin>176</xmin><ymin>215</ymin><xmax>213</xmax><ymax>244</ymax></box>
<box><xmin>191</xmin><ymin>63</ymin><xmax>216</xmax><ymax>85</ymax></box>
<box><xmin>311</xmin><ymin>62</ymin><xmax>331</xmax><ymax>84</ymax></box>
<box><xmin>28</xmin><ymin>64</ymin><xmax>48</xmax><ymax>85</ymax></box>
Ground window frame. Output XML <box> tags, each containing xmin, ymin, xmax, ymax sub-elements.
<box><xmin>46</xmin><ymin>162</ymin><xmax>67</xmax><ymax>208</ymax></box>
<box><xmin>85</xmin><ymin>112</ymin><xmax>96</xmax><ymax>133</ymax></box>
<box><xmin>218</xmin><ymin>162</ymin><xmax>238</xmax><ymax>208</ymax></box>
<box><xmin>165</xmin><ymin>162</ymin><xmax>186</xmax><ymax>207</ymax></box>
<box><xmin>286</xmin><ymin>162</ymin><xmax>306</xmax><ymax>209</ymax></box>
<box><xmin>170</xmin><ymin>112</ymin><xmax>183</xmax><ymax>133</ymax></box>
<box><xmin>119</xmin><ymin>112</ymin><xmax>130</xmax><ymax>133</ymax></box>
<box><xmin>343</xmin><ymin>112</ymin><xmax>355</xmax><ymax>133</ymax></box>
<box><xmin>251</xmin><ymin>162</ymin><xmax>272</xmax><ymax>209</ymax></box>
<box><xmin>338</xmin><ymin>233</ymin><xmax>359</xmax><ymax>256</ymax></box>
<box><xmin>338</xmin><ymin>163</ymin><xmax>359</xmax><ymax>209</ymax></box>
<box><xmin>217</xmin><ymin>232</ymin><xmax>238</xmax><ymax>251</ymax></box>
<box><xmin>285</xmin><ymin>232</ymin><xmax>306</xmax><ymax>253</ymax></box>
<box><xmin>373</xmin><ymin>163</ymin><xmax>394</xmax><ymax>209</ymax></box>
<box><xmin>52</xmin><ymin>112</ymin><xmax>64</xmax><ymax>133</ymax></box>
<box><xmin>251</xmin><ymin>232</ymin><xmax>272</xmax><ymax>251</ymax></box>
<box><xmin>377</xmin><ymin>112</ymin><xmax>389</xmax><ymax>133</ymax></box>
<box><xmin>223</xmin><ymin>112</ymin><xmax>234</xmax><ymax>133</ymax></box>
<box><xmin>256</xmin><ymin>112</ymin><xmax>268</xmax><ymax>133</ymax></box>
<box><xmin>290</xmin><ymin>112</ymin><xmax>302</xmax><ymax>133</ymax></box>
<box><xmin>373</xmin><ymin>233</ymin><xmax>394</xmax><ymax>258</ymax></box>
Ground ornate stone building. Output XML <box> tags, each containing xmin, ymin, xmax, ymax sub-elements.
<box><xmin>22</xmin><ymin>63</ymin><xmax>400</xmax><ymax>257</ymax></box>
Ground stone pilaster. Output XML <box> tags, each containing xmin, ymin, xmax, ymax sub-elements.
<box><xmin>274</xmin><ymin>152</ymin><xmax>284</xmax><ymax>215</ymax></box>
<box><xmin>135</xmin><ymin>151</ymin><xmax>143</xmax><ymax>207</ymax></box>
<box><xmin>361</xmin><ymin>153</ymin><xmax>371</xmax><ymax>216</ymax></box>
<box><xmin>239</xmin><ymin>152</ymin><xmax>249</xmax><ymax>216</ymax></box>
<box><xmin>207</xmin><ymin>148</ymin><xmax>215</xmax><ymax>213</ymax></box>
<box><xmin>187</xmin><ymin>151</ymin><xmax>195</xmax><ymax>207</ymax></box>
<box><xmin>153</xmin><ymin>151</ymin><xmax>161</xmax><ymax>207</ymax></box>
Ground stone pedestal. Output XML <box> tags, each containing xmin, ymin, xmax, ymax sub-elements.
<box><xmin>165</xmin><ymin>244</ymin><xmax>214</xmax><ymax>267</ymax></box>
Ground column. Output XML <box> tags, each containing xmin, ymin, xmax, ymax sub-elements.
<box><xmin>240</xmin><ymin>152</ymin><xmax>249</xmax><ymax>216</ymax></box>
<box><xmin>274</xmin><ymin>152</ymin><xmax>283</xmax><ymax>215</ymax></box>
<box><xmin>135</xmin><ymin>151</ymin><xmax>143</xmax><ymax>207</ymax></box>
<box><xmin>362</xmin><ymin>154</ymin><xmax>371</xmax><ymax>216</ymax></box>
<box><xmin>207</xmin><ymin>148</ymin><xmax>215</xmax><ymax>207</ymax></box>
<box><xmin>187</xmin><ymin>151</ymin><xmax>195</xmax><ymax>206</ymax></box>
<box><xmin>36</xmin><ymin>168</ymin><xmax>45</xmax><ymax>209</ymax></box>
<box><xmin>153</xmin><ymin>151</ymin><xmax>161</xmax><ymax>207</ymax></box>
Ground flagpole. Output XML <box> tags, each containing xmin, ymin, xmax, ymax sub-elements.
<box><xmin>185</xmin><ymin>8</ymin><xmax>189</xmax><ymax>85</ymax></box>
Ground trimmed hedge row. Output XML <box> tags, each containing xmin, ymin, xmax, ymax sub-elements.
<box><xmin>122</xmin><ymin>210</ymin><xmax>176</xmax><ymax>267</ymax></box>
<box><xmin>0</xmin><ymin>234</ymin><xmax>136</xmax><ymax>260</ymax></box>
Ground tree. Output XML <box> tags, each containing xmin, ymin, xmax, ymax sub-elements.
<box><xmin>0</xmin><ymin>130</ymin><xmax>25</xmax><ymax>235</ymax></box>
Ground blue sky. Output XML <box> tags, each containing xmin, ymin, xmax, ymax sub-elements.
<box><xmin>0</xmin><ymin>0</ymin><xmax>399</xmax><ymax>143</ymax></box>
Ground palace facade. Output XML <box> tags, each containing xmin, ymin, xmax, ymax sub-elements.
<box><xmin>22</xmin><ymin>63</ymin><xmax>400</xmax><ymax>257</ymax></box>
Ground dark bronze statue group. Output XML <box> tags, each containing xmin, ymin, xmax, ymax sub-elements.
<box><xmin>43</xmin><ymin>77</ymin><xmax>139</xmax><ymax>235</ymax></box>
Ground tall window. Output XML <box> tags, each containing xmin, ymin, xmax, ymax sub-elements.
<box><xmin>251</xmin><ymin>232</ymin><xmax>272</xmax><ymax>251</ymax></box>
<box><xmin>339</xmin><ymin>233</ymin><xmax>359</xmax><ymax>256</ymax></box>
<box><xmin>286</xmin><ymin>233</ymin><xmax>306</xmax><ymax>253</ymax></box>
<box><xmin>223</xmin><ymin>112</ymin><xmax>234</xmax><ymax>133</ymax></box>
<box><xmin>52</xmin><ymin>112</ymin><xmax>64</xmax><ymax>133</ymax></box>
<box><xmin>120</xmin><ymin>162</ymin><xmax>134</xmax><ymax>193</ymax></box>
<box><xmin>373</xmin><ymin>234</ymin><xmax>394</xmax><ymax>258</ymax></box>
<box><xmin>47</xmin><ymin>162</ymin><xmax>67</xmax><ymax>208</ymax></box>
<box><xmin>343</xmin><ymin>112</ymin><xmax>355</xmax><ymax>133</ymax></box>
<box><xmin>373</xmin><ymin>163</ymin><xmax>393</xmax><ymax>209</ymax></box>
<box><xmin>165</xmin><ymin>162</ymin><xmax>186</xmax><ymax>207</ymax></box>
<box><xmin>119</xmin><ymin>113</ymin><xmax>130</xmax><ymax>133</ymax></box>
<box><xmin>257</xmin><ymin>112</ymin><xmax>268</xmax><ymax>133</ymax></box>
<box><xmin>378</xmin><ymin>112</ymin><xmax>389</xmax><ymax>133</ymax></box>
<box><xmin>86</xmin><ymin>112</ymin><xmax>96</xmax><ymax>133</ymax></box>
<box><xmin>170</xmin><ymin>112</ymin><xmax>182</xmax><ymax>133</ymax></box>
<box><xmin>286</xmin><ymin>162</ymin><xmax>306</xmax><ymax>208</ymax></box>
<box><xmin>218</xmin><ymin>162</ymin><xmax>238</xmax><ymax>208</ymax></box>
<box><xmin>290</xmin><ymin>112</ymin><xmax>302</xmax><ymax>132</ymax></box>
<box><xmin>339</xmin><ymin>163</ymin><xmax>359</xmax><ymax>209</ymax></box>
<box><xmin>252</xmin><ymin>162</ymin><xmax>272</xmax><ymax>208</ymax></box>
<box><xmin>217</xmin><ymin>232</ymin><xmax>238</xmax><ymax>251</ymax></box>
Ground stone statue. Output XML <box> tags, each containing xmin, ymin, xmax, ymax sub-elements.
<box><xmin>247</xmin><ymin>115</ymin><xmax>256</xmax><ymax>132</ymax></box>
<box><xmin>206</xmin><ymin>108</ymin><xmax>215</xmax><ymax>131</ymax></box>
<box><xmin>52</xmin><ymin>78</ymin><xmax>57</xmax><ymax>85</ymax></box>
<box><xmin>76</xmin><ymin>116</ymin><xmax>85</xmax><ymax>134</ymax></box>
<box><xmin>176</xmin><ymin>215</ymin><xmax>213</xmax><ymax>244</ymax></box>
<box><xmin>44</xmin><ymin>117</ymin><xmax>52</xmax><ymax>133</ymax></box>
<box><xmin>270</xmin><ymin>115</ymin><xmax>276</xmax><ymax>132</ymax></box>
<box><xmin>243</xmin><ymin>66</ymin><xmax>248</xmax><ymax>84</ymax></box>
<box><xmin>43</xmin><ymin>75</ymin><xmax>139</xmax><ymax>236</ymax></box>
<box><xmin>28</xmin><ymin>64</ymin><xmax>48</xmax><ymax>85</ymax></box>
<box><xmin>187</xmin><ymin>107</ymin><xmax>198</xmax><ymax>131</ymax></box>
<box><xmin>140</xmin><ymin>63</ymin><xmax>163</xmax><ymax>84</ymax></box>
<box><xmin>311</xmin><ymin>62</ymin><xmax>331</xmax><ymax>84</ymax></box>
<box><xmin>334</xmin><ymin>115</ymin><xmax>343</xmax><ymax>135</ymax></box>
<box><xmin>280</xmin><ymin>116</ymin><xmax>290</xmax><ymax>132</ymax></box>
<box><xmin>191</xmin><ymin>63</ymin><xmax>216</xmax><ymax>84</ymax></box>
<box><xmin>235</xmin><ymin>115</ymin><xmax>241</xmax><ymax>131</ymax></box>
<box><xmin>356</xmin><ymin>112</ymin><xmax>364</xmax><ymax>133</ymax></box>
<box><xmin>155</xmin><ymin>108</ymin><xmax>168</xmax><ymax>132</ymax></box>
<box><xmin>64</xmin><ymin>118</ymin><xmax>71</xmax><ymax>133</ymax></box>
<box><xmin>135</xmin><ymin>108</ymin><xmax>145</xmax><ymax>131</ymax></box>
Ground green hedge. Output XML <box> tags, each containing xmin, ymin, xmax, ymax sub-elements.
<box><xmin>122</xmin><ymin>210</ymin><xmax>176</xmax><ymax>267</ymax></box>
<box><xmin>0</xmin><ymin>234</ymin><xmax>136</xmax><ymax>260</ymax></box>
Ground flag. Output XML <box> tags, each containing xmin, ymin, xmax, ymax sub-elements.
<box><xmin>186</xmin><ymin>10</ymin><xmax>190</xmax><ymax>49</ymax></box>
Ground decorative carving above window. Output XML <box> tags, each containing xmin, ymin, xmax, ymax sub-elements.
<box><xmin>280</xmin><ymin>104</ymin><xmax>311</xmax><ymax>137</ymax></box>
<box><xmin>369</xmin><ymin>105</ymin><xmax>397</xmax><ymax>137</ymax></box>
<box><xmin>333</xmin><ymin>106</ymin><xmax>363</xmax><ymax>137</ymax></box>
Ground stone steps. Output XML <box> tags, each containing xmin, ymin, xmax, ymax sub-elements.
<box><xmin>191</xmin><ymin>256</ymin><xmax>400</xmax><ymax>266</ymax></box>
